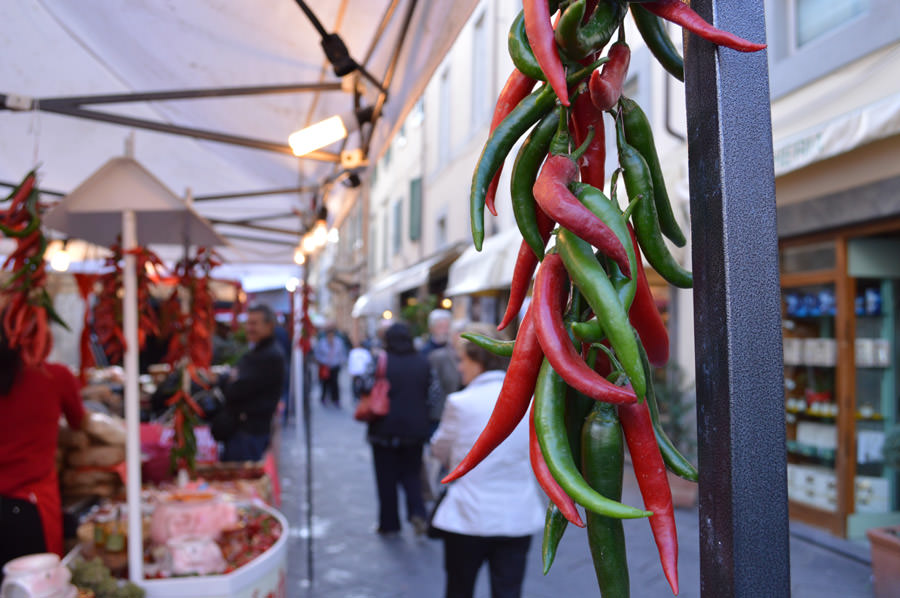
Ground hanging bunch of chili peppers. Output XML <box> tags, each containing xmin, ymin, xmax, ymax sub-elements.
<box><xmin>163</xmin><ymin>247</ymin><xmax>221</xmax><ymax>472</ymax></box>
<box><xmin>0</xmin><ymin>171</ymin><xmax>68</xmax><ymax>365</ymax></box>
<box><xmin>452</xmin><ymin>1</ymin><xmax>765</xmax><ymax>595</ymax></box>
<box><xmin>73</xmin><ymin>273</ymin><xmax>100</xmax><ymax>382</ymax></box>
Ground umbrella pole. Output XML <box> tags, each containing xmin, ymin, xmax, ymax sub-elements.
<box><xmin>122</xmin><ymin>209</ymin><xmax>144</xmax><ymax>582</ymax></box>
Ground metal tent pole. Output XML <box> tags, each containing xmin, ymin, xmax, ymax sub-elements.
<box><xmin>683</xmin><ymin>1</ymin><xmax>790</xmax><ymax>596</ymax></box>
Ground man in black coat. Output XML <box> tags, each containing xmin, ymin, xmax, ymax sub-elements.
<box><xmin>221</xmin><ymin>304</ymin><xmax>285</xmax><ymax>462</ymax></box>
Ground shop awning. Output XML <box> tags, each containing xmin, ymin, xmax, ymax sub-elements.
<box><xmin>444</xmin><ymin>227</ymin><xmax>523</xmax><ymax>297</ymax></box>
<box><xmin>351</xmin><ymin>244</ymin><xmax>465</xmax><ymax>317</ymax></box>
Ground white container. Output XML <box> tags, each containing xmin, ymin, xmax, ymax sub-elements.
<box><xmin>141</xmin><ymin>504</ymin><xmax>288</xmax><ymax>598</ymax></box>
<box><xmin>783</xmin><ymin>337</ymin><xmax>803</xmax><ymax>365</ymax></box>
<box><xmin>855</xmin><ymin>338</ymin><xmax>875</xmax><ymax>367</ymax></box>
<box><xmin>1</xmin><ymin>554</ymin><xmax>72</xmax><ymax>598</ymax></box>
<box><xmin>873</xmin><ymin>339</ymin><xmax>891</xmax><ymax>367</ymax></box>
<box><xmin>855</xmin><ymin>476</ymin><xmax>890</xmax><ymax>513</ymax></box>
<box><xmin>804</xmin><ymin>338</ymin><xmax>837</xmax><ymax>366</ymax></box>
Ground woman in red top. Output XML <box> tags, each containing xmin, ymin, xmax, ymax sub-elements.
<box><xmin>0</xmin><ymin>322</ymin><xmax>85</xmax><ymax>582</ymax></box>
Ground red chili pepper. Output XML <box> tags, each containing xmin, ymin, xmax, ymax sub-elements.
<box><xmin>524</xmin><ymin>0</ymin><xmax>569</xmax><ymax>106</ymax></box>
<box><xmin>569</xmin><ymin>88</ymin><xmax>606</xmax><ymax>189</ymax></box>
<box><xmin>533</xmin><ymin>155</ymin><xmax>631</xmax><ymax>278</ymax></box>
<box><xmin>589</xmin><ymin>41</ymin><xmax>631</xmax><ymax>111</ymax></box>
<box><xmin>529</xmin><ymin>401</ymin><xmax>585</xmax><ymax>527</ymax></box>
<box><xmin>618</xmin><ymin>399</ymin><xmax>679</xmax><ymax>595</ymax></box>
<box><xmin>497</xmin><ymin>208</ymin><xmax>555</xmax><ymax>331</ymax></box>
<box><xmin>443</xmin><ymin>306</ymin><xmax>544</xmax><ymax>483</ymax></box>
<box><xmin>485</xmin><ymin>69</ymin><xmax>537</xmax><ymax>217</ymax></box>
<box><xmin>627</xmin><ymin>225</ymin><xmax>669</xmax><ymax>367</ymax></box>
<box><xmin>641</xmin><ymin>0</ymin><xmax>766</xmax><ymax>52</ymax></box>
<box><xmin>532</xmin><ymin>254</ymin><xmax>637</xmax><ymax>404</ymax></box>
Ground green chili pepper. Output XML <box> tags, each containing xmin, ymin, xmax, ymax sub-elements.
<box><xmin>508</xmin><ymin>10</ymin><xmax>546</xmax><ymax>82</ymax></box>
<box><xmin>614</xmin><ymin>114</ymin><xmax>692</xmax><ymax>288</ymax></box>
<box><xmin>638</xmin><ymin>340</ymin><xmax>698</xmax><ymax>481</ymax></box>
<box><xmin>572</xmin><ymin>317</ymin><xmax>605</xmax><ymax>343</ymax></box>
<box><xmin>556</xmin><ymin>0</ymin><xmax>628</xmax><ymax>61</ymax></box>
<box><xmin>511</xmin><ymin>110</ymin><xmax>559</xmax><ymax>259</ymax></box>
<box><xmin>570</xmin><ymin>181</ymin><xmax>636</xmax><ymax>309</ymax></box>
<box><xmin>470</xmin><ymin>59</ymin><xmax>607</xmax><ymax>250</ymax></box>
<box><xmin>541</xmin><ymin>503</ymin><xmax>569</xmax><ymax>574</ymax></box>
<box><xmin>581</xmin><ymin>401</ymin><xmax>629</xmax><ymax>598</ymax></box>
<box><xmin>459</xmin><ymin>332</ymin><xmax>515</xmax><ymax>357</ymax></box>
<box><xmin>533</xmin><ymin>359</ymin><xmax>651</xmax><ymax>519</ymax></box>
<box><xmin>621</xmin><ymin>96</ymin><xmax>686</xmax><ymax>247</ymax></box>
<box><xmin>556</xmin><ymin>228</ymin><xmax>645</xmax><ymax>399</ymax></box>
<box><xmin>631</xmin><ymin>4</ymin><xmax>684</xmax><ymax>81</ymax></box>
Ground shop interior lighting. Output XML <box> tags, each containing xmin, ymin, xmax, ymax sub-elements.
<box><xmin>293</xmin><ymin>246</ymin><xmax>306</xmax><ymax>265</ymax></box>
<box><xmin>382</xmin><ymin>310</ymin><xmax>393</xmax><ymax>320</ymax></box>
<box><xmin>286</xmin><ymin>277</ymin><xmax>300</xmax><ymax>292</ymax></box>
<box><xmin>49</xmin><ymin>240</ymin><xmax>71</xmax><ymax>272</ymax></box>
<box><xmin>440</xmin><ymin>298</ymin><xmax>452</xmax><ymax>309</ymax></box>
<box><xmin>288</xmin><ymin>106</ymin><xmax>374</xmax><ymax>157</ymax></box>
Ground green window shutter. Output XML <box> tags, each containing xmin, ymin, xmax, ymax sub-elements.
<box><xmin>409</xmin><ymin>178</ymin><xmax>422</xmax><ymax>241</ymax></box>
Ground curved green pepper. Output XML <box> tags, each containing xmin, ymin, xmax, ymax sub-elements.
<box><xmin>541</xmin><ymin>503</ymin><xmax>569</xmax><ymax>574</ymax></box>
<box><xmin>508</xmin><ymin>10</ymin><xmax>546</xmax><ymax>82</ymax></box>
<box><xmin>614</xmin><ymin>115</ymin><xmax>692</xmax><ymax>288</ymax></box>
<box><xmin>621</xmin><ymin>96</ymin><xmax>686</xmax><ymax>247</ymax></box>
<box><xmin>533</xmin><ymin>358</ymin><xmax>651</xmax><ymax>519</ymax></box>
<box><xmin>556</xmin><ymin>228</ymin><xmax>645</xmax><ymax>399</ymax></box>
<box><xmin>631</xmin><ymin>4</ymin><xmax>685</xmax><ymax>82</ymax></box>
<box><xmin>581</xmin><ymin>401</ymin><xmax>629</xmax><ymax>598</ymax></box>
<box><xmin>556</xmin><ymin>0</ymin><xmax>628</xmax><ymax>61</ymax></box>
<box><xmin>511</xmin><ymin>110</ymin><xmax>559</xmax><ymax>259</ymax></box>
<box><xmin>460</xmin><ymin>332</ymin><xmax>515</xmax><ymax>357</ymax></box>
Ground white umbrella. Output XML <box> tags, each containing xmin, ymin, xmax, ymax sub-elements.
<box><xmin>43</xmin><ymin>156</ymin><xmax>226</xmax><ymax>583</ymax></box>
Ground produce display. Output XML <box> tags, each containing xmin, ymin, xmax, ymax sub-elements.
<box><xmin>0</xmin><ymin>170</ymin><xmax>68</xmax><ymax>364</ymax></box>
<box><xmin>69</xmin><ymin>558</ymin><xmax>145</xmax><ymax>598</ymax></box>
<box><xmin>446</xmin><ymin>1</ymin><xmax>766</xmax><ymax>595</ymax></box>
<box><xmin>59</xmin><ymin>412</ymin><xmax>127</xmax><ymax>501</ymax></box>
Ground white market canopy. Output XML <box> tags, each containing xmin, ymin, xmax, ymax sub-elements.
<box><xmin>0</xmin><ymin>0</ymin><xmax>479</xmax><ymax>264</ymax></box>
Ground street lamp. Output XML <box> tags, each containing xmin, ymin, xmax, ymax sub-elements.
<box><xmin>287</xmin><ymin>106</ymin><xmax>374</xmax><ymax>157</ymax></box>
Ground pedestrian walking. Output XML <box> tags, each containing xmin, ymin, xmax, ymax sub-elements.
<box><xmin>314</xmin><ymin>325</ymin><xmax>346</xmax><ymax>408</ymax></box>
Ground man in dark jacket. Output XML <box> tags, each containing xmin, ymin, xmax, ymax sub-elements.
<box><xmin>367</xmin><ymin>321</ymin><xmax>431</xmax><ymax>535</ymax></box>
<box><xmin>221</xmin><ymin>304</ymin><xmax>285</xmax><ymax>462</ymax></box>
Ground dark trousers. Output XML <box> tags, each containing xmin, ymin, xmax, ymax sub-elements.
<box><xmin>1</xmin><ymin>496</ymin><xmax>47</xmax><ymax>586</ymax></box>
<box><xmin>370</xmin><ymin>443</ymin><xmax>427</xmax><ymax>532</ymax></box>
<box><xmin>442</xmin><ymin>532</ymin><xmax>532</xmax><ymax>598</ymax></box>
<box><xmin>320</xmin><ymin>365</ymin><xmax>341</xmax><ymax>406</ymax></box>
<box><xmin>222</xmin><ymin>430</ymin><xmax>270</xmax><ymax>462</ymax></box>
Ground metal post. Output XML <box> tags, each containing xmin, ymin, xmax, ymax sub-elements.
<box><xmin>121</xmin><ymin>209</ymin><xmax>143</xmax><ymax>583</ymax></box>
<box><xmin>683</xmin><ymin>1</ymin><xmax>789</xmax><ymax>596</ymax></box>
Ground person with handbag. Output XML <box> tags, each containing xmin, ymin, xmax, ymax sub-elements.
<box><xmin>366</xmin><ymin>321</ymin><xmax>432</xmax><ymax>536</ymax></box>
<box><xmin>314</xmin><ymin>325</ymin><xmax>346</xmax><ymax>408</ymax></box>
<box><xmin>217</xmin><ymin>304</ymin><xmax>285</xmax><ymax>462</ymax></box>
<box><xmin>428</xmin><ymin>324</ymin><xmax>545</xmax><ymax>598</ymax></box>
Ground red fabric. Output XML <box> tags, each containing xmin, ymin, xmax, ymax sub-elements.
<box><xmin>0</xmin><ymin>363</ymin><xmax>85</xmax><ymax>555</ymax></box>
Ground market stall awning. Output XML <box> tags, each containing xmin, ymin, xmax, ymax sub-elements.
<box><xmin>444</xmin><ymin>227</ymin><xmax>523</xmax><ymax>297</ymax></box>
<box><xmin>351</xmin><ymin>245</ymin><xmax>464</xmax><ymax>317</ymax></box>
<box><xmin>0</xmin><ymin>0</ymin><xmax>479</xmax><ymax>264</ymax></box>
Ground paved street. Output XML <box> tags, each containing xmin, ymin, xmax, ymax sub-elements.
<box><xmin>276</xmin><ymin>377</ymin><xmax>875</xmax><ymax>597</ymax></box>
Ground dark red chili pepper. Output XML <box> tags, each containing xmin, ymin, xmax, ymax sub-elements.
<box><xmin>485</xmin><ymin>69</ymin><xmax>538</xmax><ymax>216</ymax></box>
<box><xmin>533</xmin><ymin>155</ymin><xmax>631</xmax><ymax>278</ymax></box>
<box><xmin>498</xmin><ymin>208</ymin><xmax>555</xmax><ymax>331</ymax></box>
<box><xmin>627</xmin><ymin>224</ymin><xmax>669</xmax><ymax>367</ymax></box>
<box><xmin>618</xmin><ymin>398</ymin><xmax>679</xmax><ymax>595</ymax></box>
<box><xmin>641</xmin><ymin>0</ymin><xmax>766</xmax><ymax>52</ymax></box>
<box><xmin>529</xmin><ymin>401</ymin><xmax>585</xmax><ymax>527</ymax></box>
<box><xmin>589</xmin><ymin>41</ymin><xmax>631</xmax><ymax>111</ymax></box>
<box><xmin>524</xmin><ymin>0</ymin><xmax>570</xmax><ymax>106</ymax></box>
<box><xmin>569</xmin><ymin>87</ymin><xmax>606</xmax><ymax>190</ymax></box>
<box><xmin>443</xmin><ymin>306</ymin><xmax>544</xmax><ymax>483</ymax></box>
<box><xmin>532</xmin><ymin>254</ymin><xmax>637</xmax><ymax>404</ymax></box>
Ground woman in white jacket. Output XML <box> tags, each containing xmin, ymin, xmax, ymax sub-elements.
<box><xmin>429</xmin><ymin>325</ymin><xmax>545</xmax><ymax>598</ymax></box>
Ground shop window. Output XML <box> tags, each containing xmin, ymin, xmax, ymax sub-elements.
<box><xmin>392</xmin><ymin>199</ymin><xmax>403</xmax><ymax>255</ymax></box>
<box><xmin>780</xmin><ymin>240</ymin><xmax>836</xmax><ymax>274</ymax></box>
<box><xmin>471</xmin><ymin>10</ymin><xmax>490</xmax><ymax>131</ymax></box>
<box><xmin>765</xmin><ymin>0</ymin><xmax>900</xmax><ymax>97</ymax></box>
<box><xmin>409</xmin><ymin>178</ymin><xmax>422</xmax><ymax>242</ymax></box>
<box><xmin>438</xmin><ymin>67</ymin><xmax>452</xmax><ymax>166</ymax></box>
<box><xmin>436</xmin><ymin>214</ymin><xmax>447</xmax><ymax>249</ymax></box>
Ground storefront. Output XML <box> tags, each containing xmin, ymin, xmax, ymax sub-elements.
<box><xmin>779</xmin><ymin>174</ymin><xmax>900</xmax><ymax>538</ymax></box>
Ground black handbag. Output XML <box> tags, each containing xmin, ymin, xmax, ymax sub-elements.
<box><xmin>211</xmin><ymin>406</ymin><xmax>237</xmax><ymax>442</ymax></box>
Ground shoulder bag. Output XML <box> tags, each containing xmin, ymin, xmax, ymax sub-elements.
<box><xmin>353</xmin><ymin>351</ymin><xmax>390</xmax><ymax>422</ymax></box>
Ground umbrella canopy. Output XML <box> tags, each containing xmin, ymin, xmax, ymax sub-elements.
<box><xmin>0</xmin><ymin>0</ymin><xmax>480</xmax><ymax>263</ymax></box>
<box><xmin>43</xmin><ymin>157</ymin><xmax>225</xmax><ymax>248</ymax></box>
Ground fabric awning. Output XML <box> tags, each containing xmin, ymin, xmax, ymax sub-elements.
<box><xmin>444</xmin><ymin>227</ymin><xmax>523</xmax><ymax>297</ymax></box>
<box><xmin>351</xmin><ymin>245</ymin><xmax>464</xmax><ymax>317</ymax></box>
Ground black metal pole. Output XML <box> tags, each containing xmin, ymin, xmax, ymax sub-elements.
<box><xmin>683</xmin><ymin>1</ymin><xmax>790</xmax><ymax>596</ymax></box>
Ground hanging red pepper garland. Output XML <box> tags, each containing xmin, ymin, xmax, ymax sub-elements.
<box><xmin>163</xmin><ymin>247</ymin><xmax>220</xmax><ymax>473</ymax></box>
<box><xmin>451</xmin><ymin>1</ymin><xmax>766</xmax><ymax>594</ymax></box>
<box><xmin>1</xmin><ymin>171</ymin><xmax>69</xmax><ymax>365</ymax></box>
